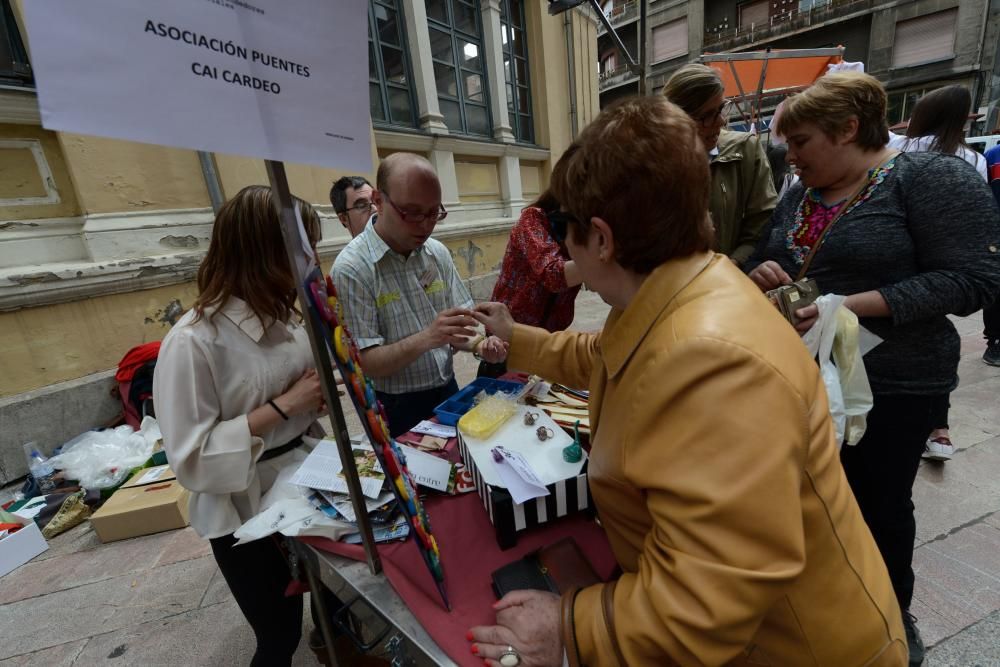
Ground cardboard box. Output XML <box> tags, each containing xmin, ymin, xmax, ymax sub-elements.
<box><xmin>0</xmin><ymin>521</ymin><xmax>49</xmax><ymax>577</ymax></box>
<box><xmin>90</xmin><ymin>465</ymin><xmax>190</xmax><ymax>543</ymax></box>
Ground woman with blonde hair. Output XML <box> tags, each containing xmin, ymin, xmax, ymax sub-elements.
<box><xmin>663</xmin><ymin>63</ymin><xmax>777</xmax><ymax>265</ymax></box>
<box><xmin>154</xmin><ymin>186</ymin><xmax>372</xmax><ymax>665</ymax></box>
<box><xmin>747</xmin><ymin>72</ymin><xmax>1000</xmax><ymax>665</ymax></box>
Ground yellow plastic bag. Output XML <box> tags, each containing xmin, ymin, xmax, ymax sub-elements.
<box><xmin>458</xmin><ymin>392</ymin><xmax>517</xmax><ymax>440</ymax></box>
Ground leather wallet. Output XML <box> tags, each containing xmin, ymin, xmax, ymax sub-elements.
<box><xmin>766</xmin><ymin>277</ymin><xmax>820</xmax><ymax>325</ymax></box>
<box><xmin>491</xmin><ymin>537</ymin><xmax>601</xmax><ymax>599</ymax></box>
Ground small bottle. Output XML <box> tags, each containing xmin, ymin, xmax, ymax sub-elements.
<box><xmin>23</xmin><ymin>443</ymin><xmax>56</xmax><ymax>494</ymax></box>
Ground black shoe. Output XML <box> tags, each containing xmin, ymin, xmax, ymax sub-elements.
<box><xmin>903</xmin><ymin>611</ymin><xmax>925</xmax><ymax>666</ymax></box>
<box><xmin>984</xmin><ymin>339</ymin><xmax>1000</xmax><ymax>367</ymax></box>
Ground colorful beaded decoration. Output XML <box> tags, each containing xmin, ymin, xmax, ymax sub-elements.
<box><xmin>785</xmin><ymin>158</ymin><xmax>897</xmax><ymax>266</ymax></box>
<box><xmin>305</xmin><ymin>271</ymin><xmax>449</xmax><ymax>609</ymax></box>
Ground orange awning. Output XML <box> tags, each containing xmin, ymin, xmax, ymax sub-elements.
<box><xmin>702</xmin><ymin>47</ymin><xmax>845</xmax><ymax>102</ymax></box>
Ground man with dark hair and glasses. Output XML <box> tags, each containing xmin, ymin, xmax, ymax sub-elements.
<box><xmin>331</xmin><ymin>152</ymin><xmax>507</xmax><ymax>436</ymax></box>
<box><xmin>330</xmin><ymin>175</ymin><xmax>376</xmax><ymax>238</ymax></box>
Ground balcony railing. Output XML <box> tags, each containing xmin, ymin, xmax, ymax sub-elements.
<box><xmin>597</xmin><ymin>0</ymin><xmax>639</xmax><ymax>34</ymax></box>
<box><xmin>704</xmin><ymin>0</ymin><xmax>876</xmax><ymax>50</ymax></box>
<box><xmin>598</xmin><ymin>63</ymin><xmax>638</xmax><ymax>90</ymax></box>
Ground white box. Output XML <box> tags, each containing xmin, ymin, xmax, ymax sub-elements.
<box><xmin>0</xmin><ymin>521</ymin><xmax>49</xmax><ymax>577</ymax></box>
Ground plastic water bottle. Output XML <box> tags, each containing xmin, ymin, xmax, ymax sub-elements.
<box><xmin>23</xmin><ymin>443</ymin><xmax>56</xmax><ymax>494</ymax></box>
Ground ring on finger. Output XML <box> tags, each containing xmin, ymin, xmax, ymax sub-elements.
<box><xmin>499</xmin><ymin>646</ymin><xmax>521</xmax><ymax>667</ymax></box>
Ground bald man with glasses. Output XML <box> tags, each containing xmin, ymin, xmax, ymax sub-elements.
<box><xmin>331</xmin><ymin>152</ymin><xmax>507</xmax><ymax>436</ymax></box>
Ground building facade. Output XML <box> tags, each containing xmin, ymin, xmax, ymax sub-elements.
<box><xmin>598</xmin><ymin>0</ymin><xmax>1000</xmax><ymax>135</ymax></box>
<box><xmin>0</xmin><ymin>0</ymin><xmax>599</xmax><ymax>479</ymax></box>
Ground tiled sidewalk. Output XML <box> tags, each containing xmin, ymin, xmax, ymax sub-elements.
<box><xmin>1</xmin><ymin>292</ymin><xmax>997</xmax><ymax>665</ymax></box>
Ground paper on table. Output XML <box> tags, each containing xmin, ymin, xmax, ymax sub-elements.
<box><xmin>461</xmin><ymin>407</ymin><xmax>586</xmax><ymax>488</ymax></box>
<box><xmin>411</xmin><ymin>420</ymin><xmax>457</xmax><ymax>439</ymax></box>
<box><xmin>317</xmin><ymin>489</ymin><xmax>395</xmax><ymax>523</ymax></box>
<box><xmin>396</xmin><ymin>444</ymin><xmax>453</xmax><ymax>492</ymax></box>
<box><xmin>491</xmin><ymin>446</ymin><xmax>550</xmax><ymax>504</ymax></box>
<box><xmin>290</xmin><ymin>440</ymin><xmax>384</xmax><ymax>499</ymax></box>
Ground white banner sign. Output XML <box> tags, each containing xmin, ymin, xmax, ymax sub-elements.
<box><xmin>23</xmin><ymin>0</ymin><xmax>371</xmax><ymax>172</ymax></box>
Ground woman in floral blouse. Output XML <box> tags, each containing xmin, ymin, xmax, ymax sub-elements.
<box><xmin>479</xmin><ymin>190</ymin><xmax>583</xmax><ymax>377</ymax></box>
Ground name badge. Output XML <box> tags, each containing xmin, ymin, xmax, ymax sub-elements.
<box><xmin>418</xmin><ymin>265</ymin><xmax>438</xmax><ymax>289</ymax></box>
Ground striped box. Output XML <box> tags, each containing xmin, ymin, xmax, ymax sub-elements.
<box><xmin>457</xmin><ymin>430</ymin><xmax>591</xmax><ymax>550</ymax></box>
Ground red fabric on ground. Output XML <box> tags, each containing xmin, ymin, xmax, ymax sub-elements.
<box><xmin>301</xmin><ymin>493</ymin><xmax>616</xmax><ymax>667</ymax></box>
<box><xmin>115</xmin><ymin>341</ymin><xmax>161</xmax><ymax>382</ymax></box>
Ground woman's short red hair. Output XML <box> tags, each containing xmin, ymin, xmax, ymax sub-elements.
<box><xmin>549</xmin><ymin>96</ymin><xmax>712</xmax><ymax>274</ymax></box>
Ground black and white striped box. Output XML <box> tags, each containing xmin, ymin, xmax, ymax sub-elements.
<box><xmin>457</xmin><ymin>429</ymin><xmax>591</xmax><ymax>550</ymax></box>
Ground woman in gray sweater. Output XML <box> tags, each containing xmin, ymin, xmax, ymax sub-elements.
<box><xmin>747</xmin><ymin>72</ymin><xmax>1000</xmax><ymax>666</ymax></box>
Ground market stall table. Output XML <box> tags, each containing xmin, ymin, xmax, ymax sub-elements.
<box><xmin>295</xmin><ymin>490</ymin><xmax>617</xmax><ymax>666</ymax></box>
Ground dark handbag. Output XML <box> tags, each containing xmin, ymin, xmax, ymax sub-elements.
<box><xmin>491</xmin><ymin>537</ymin><xmax>601</xmax><ymax>599</ymax></box>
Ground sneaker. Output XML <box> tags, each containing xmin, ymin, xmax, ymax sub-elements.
<box><xmin>985</xmin><ymin>339</ymin><xmax>1000</xmax><ymax>367</ymax></box>
<box><xmin>903</xmin><ymin>611</ymin><xmax>925</xmax><ymax>666</ymax></box>
<box><xmin>922</xmin><ymin>436</ymin><xmax>954</xmax><ymax>462</ymax></box>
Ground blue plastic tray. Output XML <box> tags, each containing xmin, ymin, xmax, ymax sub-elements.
<box><xmin>433</xmin><ymin>377</ymin><xmax>523</xmax><ymax>426</ymax></box>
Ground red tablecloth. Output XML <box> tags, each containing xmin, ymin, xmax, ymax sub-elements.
<box><xmin>301</xmin><ymin>492</ymin><xmax>616</xmax><ymax>666</ymax></box>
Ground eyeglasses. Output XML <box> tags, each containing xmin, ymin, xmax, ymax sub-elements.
<box><xmin>547</xmin><ymin>209</ymin><xmax>580</xmax><ymax>245</ymax></box>
<box><xmin>340</xmin><ymin>200</ymin><xmax>373</xmax><ymax>217</ymax></box>
<box><xmin>692</xmin><ymin>100</ymin><xmax>733</xmax><ymax>128</ymax></box>
<box><xmin>382</xmin><ymin>193</ymin><xmax>448</xmax><ymax>224</ymax></box>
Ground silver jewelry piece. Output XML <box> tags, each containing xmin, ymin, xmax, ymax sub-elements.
<box><xmin>499</xmin><ymin>646</ymin><xmax>521</xmax><ymax>667</ymax></box>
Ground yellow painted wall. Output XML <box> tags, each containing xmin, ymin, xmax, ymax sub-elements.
<box><xmin>520</xmin><ymin>162</ymin><xmax>541</xmax><ymax>200</ymax></box>
<box><xmin>0</xmin><ymin>124</ymin><xmax>81</xmax><ymax>219</ymax></box>
<box><xmin>57</xmin><ymin>134</ymin><xmax>210</xmax><ymax>214</ymax></box>
<box><xmin>0</xmin><ymin>282</ymin><xmax>198</xmax><ymax>397</ymax></box>
<box><xmin>455</xmin><ymin>157</ymin><xmax>501</xmax><ymax>203</ymax></box>
<box><xmin>441</xmin><ymin>230</ymin><xmax>510</xmax><ymax>279</ymax></box>
<box><xmin>0</xmin><ymin>228</ymin><xmax>510</xmax><ymax>397</ymax></box>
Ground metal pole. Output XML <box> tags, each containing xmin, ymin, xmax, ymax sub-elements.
<box><xmin>197</xmin><ymin>151</ymin><xmax>225</xmax><ymax>214</ymax></box>
<box><xmin>264</xmin><ymin>159</ymin><xmax>382</xmax><ymax>576</ymax></box>
<box><xmin>638</xmin><ymin>0</ymin><xmax>647</xmax><ymax>95</ymax></box>
<box><xmin>563</xmin><ymin>10</ymin><xmax>579</xmax><ymax>138</ymax></box>
<box><xmin>588</xmin><ymin>0</ymin><xmax>638</xmax><ymax>69</ymax></box>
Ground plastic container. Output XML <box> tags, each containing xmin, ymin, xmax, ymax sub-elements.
<box><xmin>433</xmin><ymin>377</ymin><xmax>523</xmax><ymax>426</ymax></box>
<box><xmin>23</xmin><ymin>443</ymin><xmax>56</xmax><ymax>494</ymax></box>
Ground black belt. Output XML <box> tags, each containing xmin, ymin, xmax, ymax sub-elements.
<box><xmin>259</xmin><ymin>435</ymin><xmax>305</xmax><ymax>462</ymax></box>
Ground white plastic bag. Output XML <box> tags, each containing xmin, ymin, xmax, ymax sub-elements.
<box><xmin>48</xmin><ymin>418</ymin><xmax>159</xmax><ymax>489</ymax></box>
<box><xmin>801</xmin><ymin>295</ymin><xmax>878</xmax><ymax>447</ymax></box>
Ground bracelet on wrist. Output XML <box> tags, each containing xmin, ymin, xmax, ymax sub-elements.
<box><xmin>267</xmin><ymin>399</ymin><xmax>290</xmax><ymax>421</ymax></box>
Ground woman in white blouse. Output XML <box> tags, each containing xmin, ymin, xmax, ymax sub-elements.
<box><xmin>153</xmin><ymin>186</ymin><xmax>326</xmax><ymax>666</ymax></box>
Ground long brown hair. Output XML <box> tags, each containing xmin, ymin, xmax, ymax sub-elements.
<box><xmin>905</xmin><ymin>85</ymin><xmax>972</xmax><ymax>156</ymax></box>
<box><xmin>193</xmin><ymin>185</ymin><xmax>322</xmax><ymax>326</ymax></box>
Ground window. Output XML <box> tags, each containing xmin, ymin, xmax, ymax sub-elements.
<box><xmin>368</xmin><ymin>0</ymin><xmax>418</xmax><ymax>128</ymax></box>
<box><xmin>501</xmin><ymin>0</ymin><xmax>533</xmax><ymax>144</ymax></box>
<box><xmin>886</xmin><ymin>85</ymin><xmax>941</xmax><ymax>126</ymax></box>
<box><xmin>651</xmin><ymin>18</ymin><xmax>688</xmax><ymax>64</ymax></box>
<box><xmin>892</xmin><ymin>9</ymin><xmax>958</xmax><ymax>69</ymax></box>
<box><xmin>427</xmin><ymin>0</ymin><xmax>492</xmax><ymax>136</ymax></box>
<box><xmin>1</xmin><ymin>0</ymin><xmax>32</xmax><ymax>87</ymax></box>
<box><xmin>601</xmin><ymin>52</ymin><xmax>618</xmax><ymax>73</ymax></box>
<box><xmin>739</xmin><ymin>1</ymin><xmax>769</xmax><ymax>31</ymax></box>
